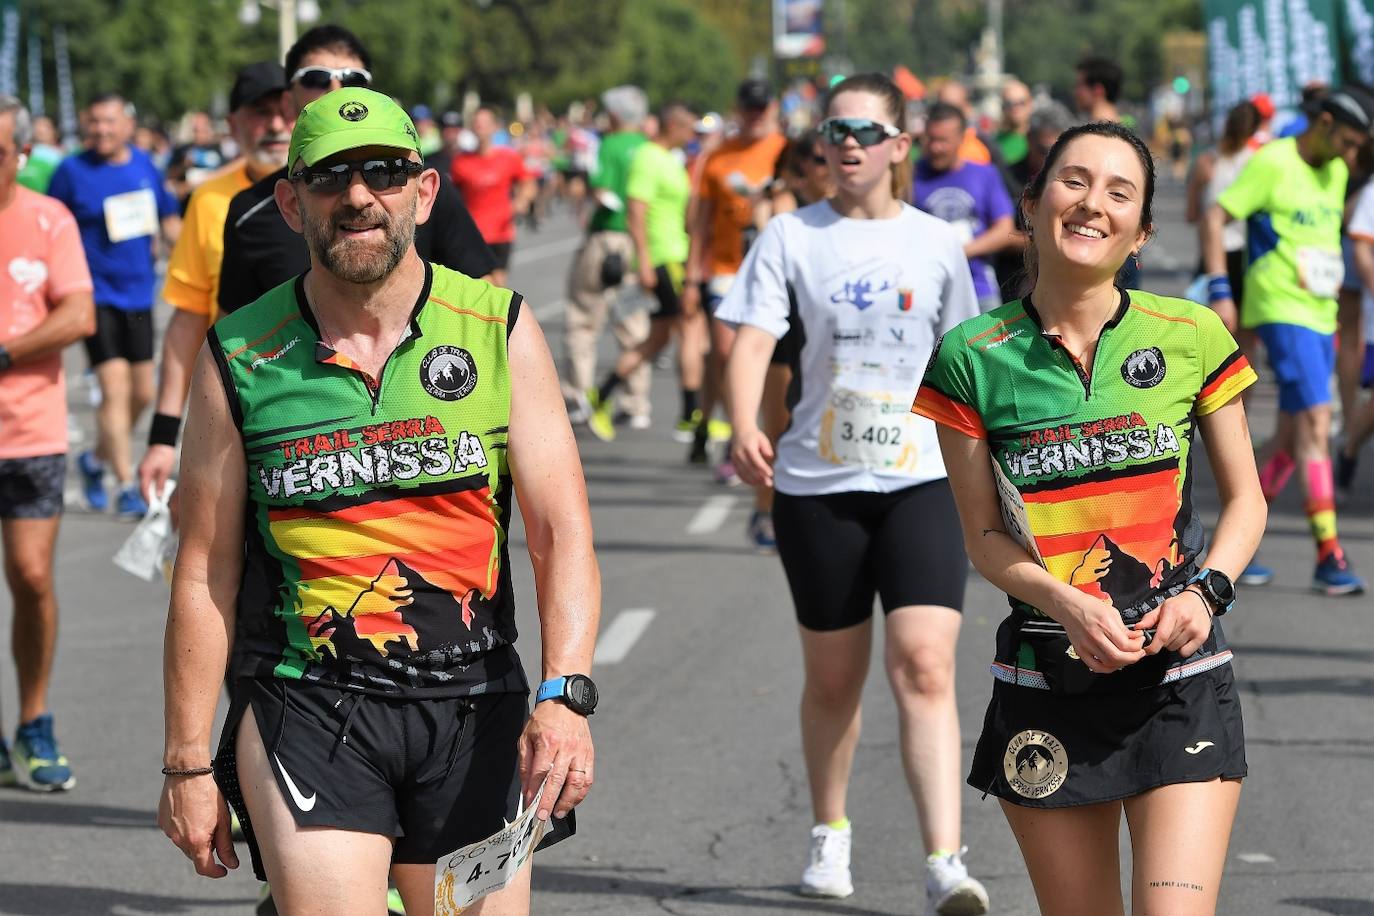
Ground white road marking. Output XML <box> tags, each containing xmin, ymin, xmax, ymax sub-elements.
<box><xmin>1236</xmin><ymin>852</ymin><xmax>1275</xmax><ymax>864</ymax></box>
<box><xmin>593</xmin><ymin>608</ymin><xmax>656</xmax><ymax>665</ymax></box>
<box><xmin>686</xmin><ymin>495</ymin><xmax>737</xmax><ymax>535</ymax></box>
<box><xmin>513</xmin><ymin>234</ymin><xmax>583</xmax><ymax>265</ymax></box>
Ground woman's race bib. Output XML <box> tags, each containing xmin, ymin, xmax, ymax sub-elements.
<box><xmin>818</xmin><ymin>386</ymin><xmax>920</xmax><ymax>474</ymax></box>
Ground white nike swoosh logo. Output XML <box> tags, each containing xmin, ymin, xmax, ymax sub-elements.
<box><xmin>1185</xmin><ymin>741</ymin><xmax>1215</xmax><ymax>755</ymax></box>
<box><xmin>273</xmin><ymin>753</ymin><xmax>317</xmax><ymax>811</ymax></box>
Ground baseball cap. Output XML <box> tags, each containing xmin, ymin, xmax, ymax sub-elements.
<box><xmin>229</xmin><ymin>61</ymin><xmax>287</xmax><ymax>112</ymax></box>
<box><xmin>1249</xmin><ymin>92</ymin><xmax>1275</xmax><ymax>120</ymax></box>
<box><xmin>288</xmin><ymin>87</ymin><xmax>421</xmax><ymax>170</ymax></box>
<box><xmin>736</xmin><ymin>79</ymin><xmax>773</xmax><ymax>111</ymax></box>
<box><xmin>440</xmin><ymin>110</ymin><xmax>462</xmax><ymax>128</ymax></box>
<box><xmin>411</xmin><ymin>104</ymin><xmax>433</xmax><ymax>122</ymax></box>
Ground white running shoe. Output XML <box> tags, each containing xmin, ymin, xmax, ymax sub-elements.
<box><xmin>799</xmin><ymin>823</ymin><xmax>853</xmax><ymax>899</ymax></box>
<box><xmin>925</xmin><ymin>847</ymin><xmax>989</xmax><ymax>915</ymax></box>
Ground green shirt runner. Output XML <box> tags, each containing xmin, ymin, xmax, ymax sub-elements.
<box><xmin>1217</xmin><ymin>136</ymin><xmax>1347</xmax><ymax>334</ymax></box>
<box><xmin>588</xmin><ymin>131</ymin><xmax>648</xmax><ymax>234</ymax></box>
<box><xmin>210</xmin><ymin>263</ymin><xmax>527</xmax><ymax>697</ymax></box>
<box><xmin>912</xmin><ymin>290</ymin><xmax>1256</xmax><ymax>688</ymax></box>
<box><xmin>626</xmin><ymin>141</ymin><xmax>690</xmax><ymax>267</ymax></box>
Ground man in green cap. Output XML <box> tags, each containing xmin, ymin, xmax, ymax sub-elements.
<box><xmin>157</xmin><ymin>87</ymin><xmax>601</xmax><ymax>915</ymax></box>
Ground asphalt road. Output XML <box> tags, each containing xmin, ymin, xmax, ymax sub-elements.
<box><xmin>0</xmin><ymin>174</ymin><xmax>1371</xmax><ymax>916</ymax></box>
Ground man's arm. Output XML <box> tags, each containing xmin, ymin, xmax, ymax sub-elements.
<box><xmin>139</xmin><ymin>308</ymin><xmax>211</xmax><ymax>500</ymax></box>
<box><xmin>964</xmin><ymin>214</ymin><xmax>1015</xmax><ymax>259</ymax></box>
<box><xmin>627</xmin><ymin>198</ymin><xmax>655</xmax><ymax>288</ymax></box>
<box><xmin>1200</xmin><ymin>203</ymin><xmax>1239</xmax><ymax>330</ymax></box>
<box><xmin>158</xmin><ymin>343</ymin><xmax>245</xmax><ymax>878</ymax></box>
<box><xmin>506</xmin><ymin>304</ymin><xmax>599</xmax><ymax>822</ymax></box>
<box><xmin>1</xmin><ymin>290</ymin><xmax>95</xmax><ymax>365</ymax></box>
<box><xmin>161</xmin><ymin>213</ymin><xmax>183</xmax><ymax>248</ymax></box>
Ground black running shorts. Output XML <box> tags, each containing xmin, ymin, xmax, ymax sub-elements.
<box><xmin>648</xmin><ymin>263</ymin><xmax>683</xmax><ymax>319</ymax></box>
<box><xmin>215</xmin><ymin>678</ymin><xmax>550</xmax><ymax>880</ymax></box>
<box><xmin>488</xmin><ymin>242</ymin><xmax>513</xmax><ymax>272</ymax></box>
<box><xmin>772</xmin><ymin>479</ymin><xmax>968</xmax><ymax>631</ymax></box>
<box><xmin>0</xmin><ymin>454</ymin><xmax>66</xmax><ymax>519</ymax></box>
<box><xmin>968</xmin><ymin>665</ymin><xmax>1247</xmax><ymax>808</ymax></box>
<box><xmin>84</xmin><ymin>305</ymin><xmax>153</xmax><ymax>366</ymax></box>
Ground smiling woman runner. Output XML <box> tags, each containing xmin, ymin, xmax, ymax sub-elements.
<box><xmin>912</xmin><ymin>121</ymin><xmax>1267</xmax><ymax>916</ymax></box>
<box><xmin>720</xmin><ymin>73</ymin><xmax>988</xmax><ymax>915</ymax></box>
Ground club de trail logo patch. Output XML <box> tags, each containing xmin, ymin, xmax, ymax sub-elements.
<box><xmin>339</xmin><ymin>101</ymin><xmax>369</xmax><ymax>122</ymax></box>
<box><xmin>1003</xmin><ymin>729</ymin><xmax>1069</xmax><ymax>799</ymax></box>
<box><xmin>1122</xmin><ymin>347</ymin><xmax>1166</xmax><ymax>389</ymax></box>
<box><xmin>420</xmin><ymin>346</ymin><xmax>477</xmax><ymax>401</ymax></box>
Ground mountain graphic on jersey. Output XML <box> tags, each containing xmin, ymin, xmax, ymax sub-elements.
<box><xmin>270</xmin><ymin>481</ymin><xmax>502</xmax><ymax>668</ymax></box>
<box><xmin>1021</xmin><ymin>462</ymin><xmax>1182</xmax><ymax>611</ymax></box>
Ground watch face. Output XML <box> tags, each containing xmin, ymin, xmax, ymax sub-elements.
<box><xmin>568</xmin><ymin>676</ymin><xmax>598</xmax><ymax>712</ymax></box>
<box><xmin>1209</xmin><ymin>572</ymin><xmax>1235</xmax><ymax>604</ymax></box>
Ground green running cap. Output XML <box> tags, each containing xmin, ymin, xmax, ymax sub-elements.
<box><xmin>289</xmin><ymin>87</ymin><xmax>420</xmax><ymax>170</ymax></box>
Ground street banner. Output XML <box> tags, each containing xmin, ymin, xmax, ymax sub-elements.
<box><xmin>1203</xmin><ymin>0</ymin><xmax>1339</xmax><ymax>117</ymax></box>
<box><xmin>1338</xmin><ymin>0</ymin><xmax>1374</xmax><ymax>84</ymax></box>
<box><xmin>28</xmin><ymin>30</ymin><xmax>43</xmax><ymax>116</ymax></box>
<box><xmin>0</xmin><ymin>0</ymin><xmax>19</xmax><ymax>98</ymax></box>
<box><xmin>773</xmin><ymin>0</ymin><xmax>825</xmax><ymax>60</ymax></box>
<box><xmin>54</xmin><ymin>24</ymin><xmax>76</xmax><ymax>142</ymax></box>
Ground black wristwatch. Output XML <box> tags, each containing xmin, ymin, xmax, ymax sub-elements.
<box><xmin>536</xmin><ymin>674</ymin><xmax>598</xmax><ymax>716</ymax></box>
<box><xmin>0</xmin><ymin>344</ymin><xmax>12</xmax><ymax>371</ymax></box>
<box><xmin>1189</xmin><ymin>568</ymin><xmax>1235</xmax><ymax>616</ymax></box>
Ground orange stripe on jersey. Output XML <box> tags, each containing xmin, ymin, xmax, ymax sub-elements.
<box><xmin>912</xmin><ymin>385</ymin><xmax>986</xmax><ymax>439</ymax></box>
<box><xmin>1022</xmin><ymin>466</ymin><xmax>1179</xmax><ymax>505</ymax></box>
<box><xmin>1129</xmin><ymin>304</ymin><xmax>1197</xmax><ymax>327</ymax></box>
<box><xmin>1198</xmin><ymin>357</ymin><xmax>1256</xmax><ymax>415</ymax></box>
<box><xmin>269</xmin><ymin>488</ymin><xmax>487</xmax><ymax>525</ymax></box>
<box><xmin>295</xmin><ymin>541</ymin><xmax>495</xmax><ymax>584</ymax></box>
<box><xmin>226</xmin><ymin>312</ymin><xmax>303</xmax><ymax>362</ymax></box>
<box><xmin>1035</xmin><ymin>517</ymin><xmax>1177</xmax><ymax>562</ymax></box>
<box><xmin>429</xmin><ymin>294</ymin><xmax>508</xmax><ymax>324</ymax></box>
<box><xmin>966</xmin><ymin>311</ymin><xmax>1030</xmax><ymax>345</ymax></box>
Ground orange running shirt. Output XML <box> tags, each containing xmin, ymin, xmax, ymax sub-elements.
<box><xmin>698</xmin><ymin>132</ymin><xmax>788</xmax><ymax>277</ymax></box>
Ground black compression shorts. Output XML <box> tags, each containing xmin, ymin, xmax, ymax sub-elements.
<box><xmin>84</xmin><ymin>305</ymin><xmax>154</xmax><ymax>366</ymax></box>
<box><xmin>0</xmin><ymin>454</ymin><xmax>66</xmax><ymax>519</ymax></box>
<box><xmin>214</xmin><ymin>678</ymin><xmax>570</xmax><ymax>880</ymax></box>
<box><xmin>773</xmin><ymin>479</ymin><xmax>968</xmax><ymax>631</ymax></box>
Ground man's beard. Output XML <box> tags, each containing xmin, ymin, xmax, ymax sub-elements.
<box><xmin>301</xmin><ymin>196</ymin><xmax>415</xmax><ymax>285</ymax></box>
<box><xmin>250</xmin><ymin>133</ymin><xmax>290</xmax><ymax>170</ymax></box>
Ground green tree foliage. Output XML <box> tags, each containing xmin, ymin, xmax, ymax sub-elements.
<box><xmin>18</xmin><ymin>0</ymin><xmax>739</xmax><ymax>122</ymax></box>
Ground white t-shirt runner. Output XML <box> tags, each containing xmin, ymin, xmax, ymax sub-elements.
<box><xmin>1344</xmin><ymin>183</ymin><xmax>1374</xmax><ymax>346</ymax></box>
<box><xmin>717</xmin><ymin>200</ymin><xmax>980</xmax><ymax>495</ymax></box>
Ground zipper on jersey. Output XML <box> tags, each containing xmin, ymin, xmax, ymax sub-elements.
<box><xmin>1045</xmin><ymin>322</ymin><xmax>1114</xmax><ymax>400</ymax></box>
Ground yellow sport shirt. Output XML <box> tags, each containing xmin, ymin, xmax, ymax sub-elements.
<box><xmin>162</xmin><ymin>160</ymin><xmax>253</xmax><ymax>321</ymax></box>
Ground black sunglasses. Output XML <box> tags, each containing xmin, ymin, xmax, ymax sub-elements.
<box><xmin>291</xmin><ymin>158</ymin><xmax>423</xmax><ymax>193</ymax></box>
<box><xmin>291</xmin><ymin>66</ymin><xmax>372</xmax><ymax>91</ymax></box>
<box><xmin>818</xmin><ymin>117</ymin><xmax>902</xmax><ymax>147</ymax></box>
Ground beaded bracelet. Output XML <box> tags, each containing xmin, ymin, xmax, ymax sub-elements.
<box><xmin>161</xmin><ymin>765</ymin><xmax>214</xmax><ymax>777</ymax></box>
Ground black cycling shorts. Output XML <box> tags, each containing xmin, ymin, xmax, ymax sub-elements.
<box><xmin>84</xmin><ymin>305</ymin><xmax>153</xmax><ymax>366</ymax></box>
<box><xmin>969</xmin><ymin>665</ymin><xmax>1247</xmax><ymax>808</ymax></box>
<box><xmin>648</xmin><ymin>263</ymin><xmax>684</xmax><ymax>319</ymax></box>
<box><xmin>0</xmin><ymin>454</ymin><xmax>66</xmax><ymax>519</ymax></box>
<box><xmin>214</xmin><ymin>678</ymin><xmax>565</xmax><ymax>880</ymax></box>
<box><xmin>488</xmin><ymin>242</ymin><xmax>513</xmax><ymax>272</ymax></box>
<box><xmin>772</xmin><ymin>479</ymin><xmax>968</xmax><ymax>631</ymax></box>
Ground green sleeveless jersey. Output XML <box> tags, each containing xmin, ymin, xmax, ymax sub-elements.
<box><xmin>210</xmin><ymin>263</ymin><xmax>526</xmax><ymax>697</ymax></box>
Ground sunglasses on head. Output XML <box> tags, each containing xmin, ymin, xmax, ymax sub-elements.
<box><xmin>291</xmin><ymin>158</ymin><xmax>422</xmax><ymax>193</ymax></box>
<box><xmin>818</xmin><ymin>117</ymin><xmax>901</xmax><ymax>147</ymax></box>
<box><xmin>291</xmin><ymin>66</ymin><xmax>372</xmax><ymax>91</ymax></box>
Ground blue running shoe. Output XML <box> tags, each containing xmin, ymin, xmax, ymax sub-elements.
<box><xmin>78</xmin><ymin>450</ymin><xmax>107</xmax><ymax>512</ymax></box>
<box><xmin>748</xmin><ymin>510</ymin><xmax>777</xmax><ymax>554</ymax></box>
<box><xmin>12</xmin><ymin>713</ymin><xmax>75</xmax><ymax>791</ymax></box>
<box><xmin>1313</xmin><ymin>554</ymin><xmax>1366</xmax><ymax>596</ymax></box>
<box><xmin>116</xmin><ymin>485</ymin><xmax>148</xmax><ymax>519</ymax></box>
<box><xmin>1237</xmin><ymin>560</ymin><xmax>1273</xmax><ymax>586</ymax></box>
<box><xmin>0</xmin><ymin>738</ymin><xmax>15</xmax><ymax>787</ymax></box>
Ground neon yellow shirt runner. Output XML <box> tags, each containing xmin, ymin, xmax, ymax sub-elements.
<box><xmin>626</xmin><ymin>141</ymin><xmax>690</xmax><ymax>267</ymax></box>
<box><xmin>1216</xmin><ymin>136</ymin><xmax>1348</xmax><ymax>334</ymax></box>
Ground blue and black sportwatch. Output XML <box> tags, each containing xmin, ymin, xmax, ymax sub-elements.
<box><xmin>536</xmin><ymin>674</ymin><xmax>598</xmax><ymax>716</ymax></box>
<box><xmin>1189</xmin><ymin>568</ymin><xmax>1236</xmax><ymax>617</ymax></box>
